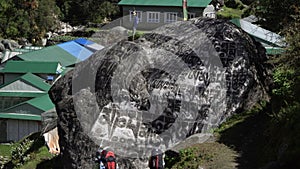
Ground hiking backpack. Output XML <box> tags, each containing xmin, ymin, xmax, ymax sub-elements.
<box><xmin>149</xmin><ymin>149</ymin><xmax>164</xmax><ymax>169</ymax></box>
<box><xmin>103</xmin><ymin>150</ymin><xmax>116</xmax><ymax>169</ymax></box>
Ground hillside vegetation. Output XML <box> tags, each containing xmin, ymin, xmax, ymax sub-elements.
<box><xmin>0</xmin><ymin>0</ymin><xmax>120</xmax><ymax>44</ymax></box>
<box><xmin>168</xmin><ymin>0</ymin><xmax>300</xmax><ymax>168</ymax></box>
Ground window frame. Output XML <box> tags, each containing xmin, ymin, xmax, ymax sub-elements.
<box><xmin>0</xmin><ymin>74</ymin><xmax>4</xmax><ymax>85</ymax></box>
<box><xmin>164</xmin><ymin>12</ymin><xmax>178</xmax><ymax>23</ymax></box>
<box><xmin>188</xmin><ymin>12</ymin><xmax>196</xmax><ymax>19</ymax></box>
<box><xmin>204</xmin><ymin>12</ymin><xmax>216</xmax><ymax>18</ymax></box>
<box><xmin>147</xmin><ymin>11</ymin><xmax>160</xmax><ymax>23</ymax></box>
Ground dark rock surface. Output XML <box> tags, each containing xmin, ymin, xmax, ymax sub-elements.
<box><xmin>49</xmin><ymin>18</ymin><xmax>270</xmax><ymax>169</ymax></box>
<box><xmin>41</xmin><ymin>108</ymin><xmax>58</xmax><ymax>134</ymax></box>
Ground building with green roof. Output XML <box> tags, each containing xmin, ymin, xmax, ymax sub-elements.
<box><xmin>0</xmin><ymin>112</ymin><xmax>42</xmax><ymax>142</ymax></box>
<box><xmin>14</xmin><ymin>38</ymin><xmax>96</xmax><ymax>67</ymax></box>
<box><xmin>0</xmin><ymin>72</ymin><xmax>55</xmax><ymax>142</ymax></box>
<box><xmin>0</xmin><ymin>46</ymin><xmax>43</xmax><ymax>64</ymax></box>
<box><xmin>0</xmin><ymin>38</ymin><xmax>103</xmax><ymax>142</ymax></box>
<box><xmin>0</xmin><ymin>60</ymin><xmax>63</xmax><ymax>85</ymax></box>
<box><xmin>118</xmin><ymin>0</ymin><xmax>211</xmax><ymax>7</ymax></box>
<box><xmin>0</xmin><ymin>88</ymin><xmax>54</xmax><ymax>142</ymax></box>
<box><xmin>118</xmin><ymin>0</ymin><xmax>212</xmax><ymax>30</ymax></box>
<box><xmin>230</xmin><ymin>18</ymin><xmax>286</xmax><ymax>55</ymax></box>
<box><xmin>0</xmin><ymin>61</ymin><xmax>62</xmax><ymax>74</ymax></box>
<box><xmin>0</xmin><ymin>73</ymin><xmax>50</xmax><ymax>111</ymax></box>
<box><xmin>3</xmin><ymin>94</ymin><xmax>55</xmax><ymax>115</ymax></box>
<box><xmin>16</xmin><ymin>45</ymin><xmax>78</xmax><ymax>67</ymax></box>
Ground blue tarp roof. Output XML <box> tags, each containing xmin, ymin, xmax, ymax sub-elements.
<box><xmin>74</xmin><ymin>38</ymin><xmax>104</xmax><ymax>52</ymax></box>
<box><xmin>57</xmin><ymin>41</ymin><xmax>94</xmax><ymax>61</ymax></box>
<box><xmin>17</xmin><ymin>38</ymin><xmax>101</xmax><ymax>66</ymax></box>
<box><xmin>74</xmin><ymin>38</ymin><xmax>95</xmax><ymax>45</ymax></box>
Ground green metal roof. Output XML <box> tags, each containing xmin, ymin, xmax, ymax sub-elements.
<box><xmin>230</xmin><ymin>18</ymin><xmax>285</xmax><ymax>47</ymax></box>
<box><xmin>230</xmin><ymin>18</ymin><xmax>285</xmax><ymax>55</ymax></box>
<box><xmin>17</xmin><ymin>45</ymin><xmax>78</xmax><ymax>67</ymax></box>
<box><xmin>0</xmin><ymin>113</ymin><xmax>41</xmax><ymax>121</ymax></box>
<box><xmin>0</xmin><ymin>92</ymin><xmax>45</xmax><ymax>97</ymax></box>
<box><xmin>0</xmin><ymin>73</ymin><xmax>51</xmax><ymax>97</ymax></box>
<box><xmin>26</xmin><ymin>94</ymin><xmax>55</xmax><ymax>112</ymax></box>
<box><xmin>3</xmin><ymin>94</ymin><xmax>55</xmax><ymax>113</ymax></box>
<box><xmin>265</xmin><ymin>47</ymin><xmax>285</xmax><ymax>55</ymax></box>
<box><xmin>118</xmin><ymin>0</ymin><xmax>212</xmax><ymax>7</ymax></box>
<box><xmin>0</xmin><ymin>61</ymin><xmax>62</xmax><ymax>74</ymax></box>
<box><xmin>14</xmin><ymin>73</ymin><xmax>50</xmax><ymax>91</ymax></box>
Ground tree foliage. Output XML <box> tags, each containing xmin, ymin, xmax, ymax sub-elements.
<box><xmin>0</xmin><ymin>0</ymin><xmax>61</xmax><ymax>42</ymax></box>
<box><xmin>55</xmin><ymin>0</ymin><xmax>120</xmax><ymax>25</ymax></box>
<box><xmin>251</xmin><ymin>0</ymin><xmax>300</xmax><ymax>32</ymax></box>
<box><xmin>271</xmin><ymin>15</ymin><xmax>300</xmax><ymax>112</ymax></box>
<box><xmin>0</xmin><ymin>0</ymin><xmax>120</xmax><ymax>42</ymax></box>
<box><xmin>266</xmin><ymin>8</ymin><xmax>300</xmax><ymax>168</ymax></box>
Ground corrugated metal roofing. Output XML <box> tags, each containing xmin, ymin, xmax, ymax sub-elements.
<box><xmin>1</xmin><ymin>51</ymin><xmax>22</xmax><ymax>63</ymax></box>
<box><xmin>118</xmin><ymin>0</ymin><xmax>212</xmax><ymax>7</ymax></box>
<box><xmin>74</xmin><ymin>38</ymin><xmax>104</xmax><ymax>52</ymax></box>
<box><xmin>16</xmin><ymin>38</ymin><xmax>100</xmax><ymax>66</ymax></box>
<box><xmin>27</xmin><ymin>94</ymin><xmax>55</xmax><ymax>112</ymax></box>
<box><xmin>265</xmin><ymin>47</ymin><xmax>285</xmax><ymax>55</ymax></box>
<box><xmin>0</xmin><ymin>113</ymin><xmax>41</xmax><ymax>121</ymax></box>
<box><xmin>0</xmin><ymin>61</ymin><xmax>62</xmax><ymax>74</ymax></box>
<box><xmin>231</xmin><ymin>19</ymin><xmax>286</xmax><ymax>47</ymax></box>
<box><xmin>17</xmin><ymin>45</ymin><xmax>78</xmax><ymax>67</ymax></box>
<box><xmin>230</xmin><ymin>18</ymin><xmax>286</xmax><ymax>55</ymax></box>
<box><xmin>0</xmin><ymin>73</ymin><xmax>51</xmax><ymax>93</ymax></box>
<box><xmin>75</xmin><ymin>38</ymin><xmax>94</xmax><ymax>45</ymax></box>
<box><xmin>1</xmin><ymin>46</ymin><xmax>43</xmax><ymax>63</ymax></box>
<box><xmin>0</xmin><ymin>92</ymin><xmax>45</xmax><ymax>97</ymax></box>
<box><xmin>3</xmin><ymin>94</ymin><xmax>55</xmax><ymax>113</ymax></box>
<box><xmin>57</xmin><ymin>41</ymin><xmax>94</xmax><ymax>61</ymax></box>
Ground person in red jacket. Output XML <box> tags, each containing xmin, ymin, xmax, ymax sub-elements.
<box><xmin>149</xmin><ymin>148</ymin><xmax>164</xmax><ymax>169</ymax></box>
<box><xmin>100</xmin><ymin>149</ymin><xmax>117</xmax><ymax>169</ymax></box>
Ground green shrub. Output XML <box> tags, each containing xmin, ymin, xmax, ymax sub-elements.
<box><xmin>11</xmin><ymin>139</ymin><xmax>34</xmax><ymax>167</ymax></box>
<box><xmin>169</xmin><ymin>143</ymin><xmax>237</xmax><ymax>169</ymax></box>
<box><xmin>128</xmin><ymin>31</ymin><xmax>144</xmax><ymax>41</ymax></box>
<box><xmin>217</xmin><ymin>6</ymin><xmax>244</xmax><ymax>19</ymax></box>
<box><xmin>272</xmin><ymin>68</ymin><xmax>294</xmax><ymax>97</ymax></box>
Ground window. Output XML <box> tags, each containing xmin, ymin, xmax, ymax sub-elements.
<box><xmin>0</xmin><ymin>74</ymin><xmax>3</xmax><ymax>85</ymax></box>
<box><xmin>188</xmin><ymin>13</ymin><xmax>196</xmax><ymax>19</ymax></box>
<box><xmin>165</xmin><ymin>12</ymin><xmax>178</xmax><ymax>23</ymax></box>
<box><xmin>205</xmin><ymin>12</ymin><xmax>216</xmax><ymax>18</ymax></box>
<box><xmin>129</xmin><ymin>10</ymin><xmax>142</xmax><ymax>22</ymax></box>
<box><xmin>147</xmin><ymin>12</ymin><xmax>160</xmax><ymax>23</ymax></box>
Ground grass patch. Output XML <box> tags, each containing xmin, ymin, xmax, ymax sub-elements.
<box><xmin>0</xmin><ymin>132</ymin><xmax>58</xmax><ymax>169</ymax></box>
<box><xmin>216</xmin><ymin>100</ymin><xmax>273</xmax><ymax>168</ymax></box>
<box><xmin>215</xmin><ymin>100</ymin><xmax>267</xmax><ymax>134</ymax></box>
<box><xmin>19</xmin><ymin>146</ymin><xmax>54</xmax><ymax>169</ymax></box>
<box><xmin>0</xmin><ymin>144</ymin><xmax>12</xmax><ymax>157</ymax></box>
<box><xmin>167</xmin><ymin>142</ymin><xmax>238</xmax><ymax>169</ymax></box>
<box><xmin>127</xmin><ymin>30</ymin><xmax>144</xmax><ymax>41</ymax></box>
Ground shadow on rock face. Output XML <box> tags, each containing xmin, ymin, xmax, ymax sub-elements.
<box><xmin>49</xmin><ymin>18</ymin><xmax>270</xmax><ymax>169</ymax></box>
